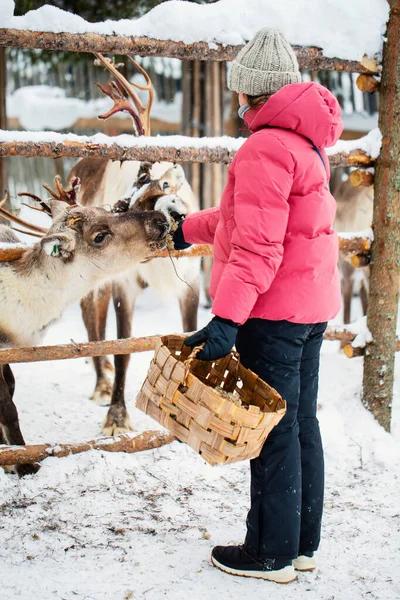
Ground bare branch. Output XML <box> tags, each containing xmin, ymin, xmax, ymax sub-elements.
<box><xmin>0</xmin><ymin>205</ymin><xmax>48</xmax><ymax>233</ymax></box>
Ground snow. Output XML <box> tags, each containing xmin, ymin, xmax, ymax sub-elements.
<box><xmin>2</xmin><ymin>0</ymin><xmax>389</xmax><ymax>62</ymax></box>
<box><xmin>7</xmin><ymin>85</ymin><xmax>182</xmax><ymax>131</ymax></box>
<box><xmin>339</xmin><ymin>227</ymin><xmax>374</xmax><ymax>242</ymax></box>
<box><xmin>0</xmin><ymin>287</ymin><xmax>399</xmax><ymax>600</ymax></box>
<box><xmin>325</xmin><ymin>128</ymin><xmax>382</xmax><ymax>160</ymax></box>
<box><xmin>0</xmin><ymin>0</ymin><xmax>14</xmax><ymax>28</ymax></box>
<box><xmin>346</xmin><ymin>316</ymin><xmax>373</xmax><ymax>348</ymax></box>
<box><xmin>0</xmin><ymin>128</ymin><xmax>381</xmax><ymax>159</ymax></box>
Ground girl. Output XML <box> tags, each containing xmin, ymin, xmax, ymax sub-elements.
<box><xmin>174</xmin><ymin>27</ymin><xmax>343</xmax><ymax>584</ymax></box>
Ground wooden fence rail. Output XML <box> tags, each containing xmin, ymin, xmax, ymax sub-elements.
<box><xmin>0</xmin><ymin>139</ymin><xmax>375</xmax><ymax>167</ymax></box>
<box><xmin>0</xmin><ymin>237</ymin><xmax>371</xmax><ymax>263</ymax></box>
<box><xmin>0</xmin><ymin>29</ymin><xmax>379</xmax><ymax>74</ymax></box>
<box><xmin>0</xmin><ymin>430</ymin><xmax>176</xmax><ymax>466</ymax></box>
<box><xmin>0</xmin><ymin>324</ymin><xmax>395</xmax><ymax>366</ymax></box>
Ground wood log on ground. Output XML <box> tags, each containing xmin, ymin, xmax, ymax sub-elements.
<box><xmin>356</xmin><ymin>74</ymin><xmax>380</xmax><ymax>92</ymax></box>
<box><xmin>0</xmin><ymin>139</ymin><xmax>375</xmax><ymax>167</ymax></box>
<box><xmin>349</xmin><ymin>169</ymin><xmax>374</xmax><ymax>187</ymax></box>
<box><xmin>363</xmin><ymin>0</ymin><xmax>400</xmax><ymax>432</ymax></box>
<box><xmin>0</xmin><ymin>430</ymin><xmax>176</xmax><ymax>466</ymax></box>
<box><xmin>0</xmin><ymin>29</ymin><xmax>379</xmax><ymax>73</ymax></box>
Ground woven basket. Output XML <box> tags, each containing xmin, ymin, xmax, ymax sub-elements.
<box><xmin>135</xmin><ymin>335</ymin><xmax>286</xmax><ymax>465</ymax></box>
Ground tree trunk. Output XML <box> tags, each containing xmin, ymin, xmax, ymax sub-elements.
<box><xmin>363</xmin><ymin>0</ymin><xmax>400</xmax><ymax>432</ymax></box>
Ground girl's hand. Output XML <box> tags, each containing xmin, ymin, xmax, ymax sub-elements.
<box><xmin>184</xmin><ymin>316</ymin><xmax>239</xmax><ymax>361</ymax></box>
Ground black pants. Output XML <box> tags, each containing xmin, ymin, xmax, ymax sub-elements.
<box><xmin>236</xmin><ymin>319</ymin><xmax>327</xmax><ymax>562</ymax></box>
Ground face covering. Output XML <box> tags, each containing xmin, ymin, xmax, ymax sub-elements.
<box><xmin>238</xmin><ymin>103</ymin><xmax>250</xmax><ymax>120</ymax></box>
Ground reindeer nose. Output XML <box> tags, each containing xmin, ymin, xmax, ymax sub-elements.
<box><xmin>152</xmin><ymin>213</ymin><xmax>169</xmax><ymax>237</ymax></box>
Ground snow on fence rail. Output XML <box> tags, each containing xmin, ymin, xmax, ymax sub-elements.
<box><xmin>0</xmin><ymin>29</ymin><xmax>379</xmax><ymax>74</ymax></box>
<box><xmin>0</xmin><ymin>129</ymin><xmax>381</xmax><ymax>167</ymax></box>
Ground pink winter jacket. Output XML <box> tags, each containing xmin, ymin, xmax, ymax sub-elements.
<box><xmin>182</xmin><ymin>82</ymin><xmax>343</xmax><ymax>325</ymax></box>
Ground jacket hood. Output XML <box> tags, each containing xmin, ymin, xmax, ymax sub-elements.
<box><xmin>244</xmin><ymin>82</ymin><xmax>343</xmax><ymax>148</ymax></box>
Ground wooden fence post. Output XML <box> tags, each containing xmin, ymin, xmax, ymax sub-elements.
<box><xmin>0</xmin><ymin>48</ymin><xmax>7</xmax><ymax>202</ymax></box>
<box><xmin>363</xmin><ymin>0</ymin><xmax>400</xmax><ymax>431</ymax></box>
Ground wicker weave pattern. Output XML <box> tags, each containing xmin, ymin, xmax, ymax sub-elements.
<box><xmin>136</xmin><ymin>335</ymin><xmax>286</xmax><ymax>465</ymax></box>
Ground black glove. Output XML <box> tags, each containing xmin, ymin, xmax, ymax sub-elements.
<box><xmin>184</xmin><ymin>316</ymin><xmax>239</xmax><ymax>361</ymax></box>
<box><xmin>173</xmin><ymin>220</ymin><xmax>192</xmax><ymax>250</ymax></box>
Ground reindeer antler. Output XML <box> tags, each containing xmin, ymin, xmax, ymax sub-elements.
<box><xmin>0</xmin><ymin>176</ymin><xmax>81</xmax><ymax>238</ymax></box>
<box><xmin>42</xmin><ymin>175</ymin><xmax>80</xmax><ymax>206</ymax></box>
<box><xmin>94</xmin><ymin>53</ymin><xmax>154</xmax><ymax>136</ymax></box>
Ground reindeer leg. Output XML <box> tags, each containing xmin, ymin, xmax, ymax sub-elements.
<box><xmin>0</xmin><ymin>365</ymin><xmax>40</xmax><ymax>477</ymax></box>
<box><xmin>81</xmin><ymin>286</ymin><xmax>113</xmax><ymax>405</ymax></box>
<box><xmin>359</xmin><ymin>266</ymin><xmax>370</xmax><ymax>316</ymax></box>
<box><xmin>102</xmin><ymin>278</ymin><xmax>139</xmax><ymax>435</ymax></box>
<box><xmin>202</xmin><ymin>256</ymin><xmax>213</xmax><ymax>309</ymax></box>
<box><xmin>341</xmin><ymin>258</ymin><xmax>355</xmax><ymax>326</ymax></box>
<box><xmin>97</xmin><ymin>284</ymin><xmax>114</xmax><ymax>377</ymax></box>
<box><xmin>179</xmin><ymin>276</ymin><xmax>199</xmax><ymax>332</ymax></box>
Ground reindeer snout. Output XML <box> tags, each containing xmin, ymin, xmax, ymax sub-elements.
<box><xmin>146</xmin><ymin>211</ymin><xmax>169</xmax><ymax>241</ymax></box>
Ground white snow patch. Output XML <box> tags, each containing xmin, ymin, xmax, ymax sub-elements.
<box><xmin>346</xmin><ymin>316</ymin><xmax>373</xmax><ymax>348</ymax></box>
<box><xmin>325</xmin><ymin>128</ymin><xmax>382</xmax><ymax>160</ymax></box>
<box><xmin>0</xmin><ymin>291</ymin><xmax>399</xmax><ymax>600</ymax></box>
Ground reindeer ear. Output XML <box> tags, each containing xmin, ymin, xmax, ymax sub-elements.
<box><xmin>49</xmin><ymin>199</ymin><xmax>70</xmax><ymax>220</ymax></box>
<box><xmin>41</xmin><ymin>233</ymin><xmax>76</xmax><ymax>261</ymax></box>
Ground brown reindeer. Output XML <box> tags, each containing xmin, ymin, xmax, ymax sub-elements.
<box><xmin>333</xmin><ymin>177</ymin><xmax>373</xmax><ymax>324</ymax></box>
<box><xmin>0</xmin><ymin>178</ymin><xmax>169</xmax><ymax>476</ymax></box>
<box><xmin>66</xmin><ymin>55</ymin><xmax>200</xmax><ymax>435</ymax></box>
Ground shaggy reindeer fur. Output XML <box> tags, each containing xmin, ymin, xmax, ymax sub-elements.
<box><xmin>0</xmin><ymin>202</ymin><xmax>168</xmax><ymax>476</ymax></box>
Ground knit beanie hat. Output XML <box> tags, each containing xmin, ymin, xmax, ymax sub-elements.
<box><xmin>228</xmin><ymin>28</ymin><xmax>301</xmax><ymax>96</ymax></box>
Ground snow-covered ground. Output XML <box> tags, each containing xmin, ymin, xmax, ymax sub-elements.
<box><xmin>0</xmin><ymin>285</ymin><xmax>399</xmax><ymax>600</ymax></box>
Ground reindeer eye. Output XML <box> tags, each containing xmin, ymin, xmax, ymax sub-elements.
<box><xmin>93</xmin><ymin>232</ymin><xmax>109</xmax><ymax>244</ymax></box>
<box><xmin>163</xmin><ymin>182</ymin><xmax>169</xmax><ymax>190</ymax></box>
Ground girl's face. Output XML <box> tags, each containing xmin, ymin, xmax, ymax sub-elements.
<box><xmin>238</xmin><ymin>92</ymin><xmax>248</xmax><ymax>106</ymax></box>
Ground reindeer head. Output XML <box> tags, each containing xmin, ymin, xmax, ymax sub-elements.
<box><xmin>0</xmin><ymin>177</ymin><xmax>169</xmax><ymax>268</ymax></box>
<box><xmin>40</xmin><ymin>200</ymin><xmax>169</xmax><ymax>267</ymax></box>
<box><xmin>113</xmin><ymin>163</ymin><xmax>191</xmax><ymax>224</ymax></box>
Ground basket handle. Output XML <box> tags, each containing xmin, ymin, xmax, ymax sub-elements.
<box><xmin>183</xmin><ymin>343</ymin><xmax>205</xmax><ymax>384</ymax></box>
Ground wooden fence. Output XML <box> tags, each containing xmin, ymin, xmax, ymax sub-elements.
<box><xmin>0</xmin><ymin>2</ymin><xmax>398</xmax><ymax>439</ymax></box>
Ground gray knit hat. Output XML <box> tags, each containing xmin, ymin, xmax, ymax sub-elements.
<box><xmin>228</xmin><ymin>28</ymin><xmax>301</xmax><ymax>96</ymax></box>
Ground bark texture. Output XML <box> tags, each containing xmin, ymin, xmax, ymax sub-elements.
<box><xmin>0</xmin><ymin>29</ymin><xmax>378</xmax><ymax>73</ymax></box>
<box><xmin>0</xmin><ymin>139</ymin><xmax>374</xmax><ymax>167</ymax></box>
<box><xmin>363</xmin><ymin>1</ymin><xmax>400</xmax><ymax>432</ymax></box>
<box><xmin>0</xmin><ymin>430</ymin><xmax>176</xmax><ymax>466</ymax></box>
